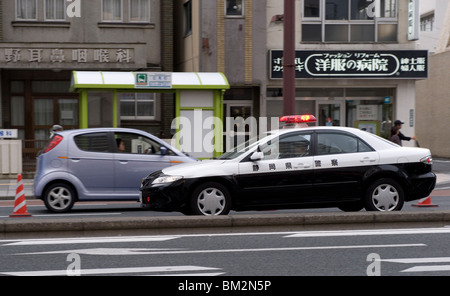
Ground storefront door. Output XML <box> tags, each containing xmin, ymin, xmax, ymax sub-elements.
<box><xmin>224</xmin><ymin>102</ymin><xmax>253</xmax><ymax>151</ymax></box>
<box><xmin>316</xmin><ymin>101</ymin><xmax>345</xmax><ymax>127</ymax></box>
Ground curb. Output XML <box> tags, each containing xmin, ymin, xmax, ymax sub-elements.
<box><xmin>2</xmin><ymin>211</ymin><xmax>450</xmax><ymax>234</ymax></box>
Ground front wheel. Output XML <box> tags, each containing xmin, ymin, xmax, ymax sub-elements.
<box><xmin>43</xmin><ymin>183</ymin><xmax>76</xmax><ymax>213</ymax></box>
<box><xmin>190</xmin><ymin>182</ymin><xmax>231</xmax><ymax>216</ymax></box>
<box><xmin>364</xmin><ymin>178</ymin><xmax>404</xmax><ymax>212</ymax></box>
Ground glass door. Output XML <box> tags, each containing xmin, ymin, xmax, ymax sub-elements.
<box><xmin>316</xmin><ymin>101</ymin><xmax>345</xmax><ymax>127</ymax></box>
<box><xmin>224</xmin><ymin>102</ymin><xmax>253</xmax><ymax>151</ymax></box>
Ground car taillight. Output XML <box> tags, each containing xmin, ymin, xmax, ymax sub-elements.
<box><xmin>43</xmin><ymin>135</ymin><xmax>63</xmax><ymax>153</ymax></box>
<box><xmin>420</xmin><ymin>156</ymin><xmax>433</xmax><ymax>165</ymax></box>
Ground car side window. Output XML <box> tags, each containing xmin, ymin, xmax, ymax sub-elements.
<box><xmin>114</xmin><ymin>132</ymin><xmax>174</xmax><ymax>155</ymax></box>
<box><xmin>74</xmin><ymin>132</ymin><xmax>112</xmax><ymax>153</ymax></box>
<box><xmin>260</xmin><ymin>133</ymin><xmax>312</xmax><ymax>160</ymax></box>
<box><xmin>317</xmin><ymin>133</ymin><xmax>372</xmax><ymax>155</ymax></box>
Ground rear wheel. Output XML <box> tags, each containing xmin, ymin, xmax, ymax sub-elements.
<box><xmin>190</xmin><ymin>182</ymin><xmax>231</xmax><ymax>216</ymax></box>
<box><xmin>364</xmin><ymin>178</ymin><xmax>404</xmax><ymax>212</ymax></box>
<box><xmin>43</xmin><ymin>183</ymin><xmax>76</xmax><ymax>213</ymax></box>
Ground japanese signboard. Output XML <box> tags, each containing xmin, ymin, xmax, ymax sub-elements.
<box><xmin>0</xmin><ymin>47</ymin><xmax>134</xmax><ymax>66</ymax></box>
<box><xmin>270</xmin><ymin>50</ymin><xmax>428</xmax><ymax>79</ymax></box>
<box><xmin>0</xmin><ymin>129</ymin><xmax>18</xmax><ymax>139</ymax></box>
<box><xmin>135</xmin><ymin>72</ymin><xmax>172</xmax><ymax>89</ymax></box>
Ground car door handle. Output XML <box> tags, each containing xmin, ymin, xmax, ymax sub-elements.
<box><xmin>118</xmin><ymin>160</ymin><xmax>129</xmax><ymax>164</ymax></box>
<box><xmin>360</xmin><ymin>157</ymin><xmax>376</xmax><ymax>163</ymax></box>
<box><xmin>294</xmin><ymin>163</ymin><xmax>311</xmax><ymax>169</ymax></box>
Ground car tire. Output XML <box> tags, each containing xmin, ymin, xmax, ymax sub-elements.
<box><xmin>364</xmin><ymin>178</ymin><xmax>404</xmax><ymax>212</ymax></box>
<box><xmin>190</xmin><ymin>182</ymin><xmax>231</xmax><ymax>216</ymax></box>
<box><xmin>43</xmin><ymin>183</ymin><xmax>76</xmax><ymax>213</ymax></box>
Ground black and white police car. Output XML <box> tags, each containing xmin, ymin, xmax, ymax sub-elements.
<box><xmin>140</xmin><ymin>115</ymin><xmax>436</xmax><ymax>215</ymax></box>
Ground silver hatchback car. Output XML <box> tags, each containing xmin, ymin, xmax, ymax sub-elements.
<box><xmin>34</xmin><ymin>128</ymin><xmax>196</xmax><ymax>213</ymax></box>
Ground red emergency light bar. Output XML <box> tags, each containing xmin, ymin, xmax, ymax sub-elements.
<box><xmin>279</xmin><ymin>115</ymin><xmax>317</xmax><ymax>124</ymax></box>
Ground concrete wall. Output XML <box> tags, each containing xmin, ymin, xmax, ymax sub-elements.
<box><xmin>416</xmin><ymin>50</ymin><xmax>450</xmax><ymax>157</ymax></box>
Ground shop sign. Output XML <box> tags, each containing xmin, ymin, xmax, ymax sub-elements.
<box><xmin>0</xmin><ymin>129</ymin><xmax>18</xmax><ymax>139</ymax></box>
<box><xmin>0</xmin><ymin>48</ymin><xmax>133</xmax><ymax>65</ymax></box>
<box><xmin>270</xmin><ymin>50</ymin><xmax>428</xmax><ymax>79</ymax></box>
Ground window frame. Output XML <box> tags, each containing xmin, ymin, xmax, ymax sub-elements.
<box><xmin>302</xmin><ymin>0</ymin><xmax>398</xmax><ymax>43</ymax></box>
<box><xmin>102</xmin><ymin>0</ymin><xmax>123</xmax><ymax>22</ymax></box>
<box><xmin>16</xmin><ymin>0</ymin><xmax>38</xmax><ymax>21</ymax></box>
<box><xmin>44</xmin><ymin>0</ymin><xmax>67</xmax><ymax>21</ymax></box>
<box><xmin>225</xmin><ymin>0</ymin><xmax>244</xmax><ymax>18</ymax></box>
<box><xmin>129</xmin><ymin>0</ymin><xmax>151</xmax><ymax>23</ymax></box>
<box><xmin>119</xmin><ymin>92</ymin><xmax>156</xmax><ymax>121</ymax></box>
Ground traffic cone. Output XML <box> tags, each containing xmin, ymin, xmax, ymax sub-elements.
<box><xmin>9</xmin><ymin>174</ymin><xmax>32</xmax><ymax>218</ymax></box>
<box><xmin>412</xmin><ymin>196</ymin><xmax>438</xmax><ymax>208</ymax></box>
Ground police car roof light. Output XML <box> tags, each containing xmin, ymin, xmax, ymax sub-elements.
<box><xmin>279</xmin><ymin>115</ymin><xmax>317</xmax><ymax>124</ymax></box>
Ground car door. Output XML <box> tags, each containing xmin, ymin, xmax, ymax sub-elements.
<box><xmin>313</xmin><ymin>131</ymin><xmax>379</xmax><ymax>202</ymax></box>
<box><xmin>113</xmin><ymin>132</ymin><xmax>172</xmax><ymax>197</ymax></box>
<box><xmin>69</xmin><ymin>132</ymin><xmax>115</xmax><ymax>196</ymax></box>
<box><xmin>236</xmin><ymin>132</ymin><xmax>315</xmax><ymax>207</ymax></box>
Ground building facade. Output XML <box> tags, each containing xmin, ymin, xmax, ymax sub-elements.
<box><xmin>416</xmin><ymin>1</ymin><xmax>450</xmax><ymax>157</ymax></box>
<box><xmin>175</xmin><ymin>0</ymin><xmax>426</xmax><ymax>149</ymax></box>
<box><xmin>0</xmin><ymin>0</ymin><xmax>174</xmax><ymax>172</ymax></box>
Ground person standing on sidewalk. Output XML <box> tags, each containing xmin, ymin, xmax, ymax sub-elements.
<box><xmin>394</xmin><ymin>120</ymin><xmax>416</xmax><ymax>146</ymax></box>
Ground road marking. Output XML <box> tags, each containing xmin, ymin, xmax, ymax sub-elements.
<box><xmin>0</xmin><ymin>265</ymin><xmax>222</xmax><ymax>276</ymax></box>
<box><xmin>284</xmin><ymin>228</ymin><xmax>450</xmax><ymax>238</ymax></box>
<box><xmin>401</xmin><ymin>265</ymin><xmax>450</xmax><ymax>273</ymax></box>
<box><xmin>13</xmin><ymin>244</ymin><xmax>427</xmax><ymax>256</ymax></box>
<box><xmin>2</xmin><ymin>235</ymin><xmax>180</xmax><ymax>246</ymax></box>
<box><xmin>381</xmin><ymin>257</ymin><xmax>450</xmax><ymax>264</ymax></box>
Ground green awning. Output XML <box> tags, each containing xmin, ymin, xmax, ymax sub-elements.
<box><xmin>70</xmin><ymin>71</ymin><xmax>230</xmax><ymax>91</ymax></box>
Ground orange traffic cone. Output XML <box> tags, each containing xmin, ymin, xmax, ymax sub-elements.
<box><xmin>412</xmin><ymin>196</ymin><xmax>438</xmax><ymax>208</ymax></box>
<box><xmin>9</xmin><ymin>174</ymin><xmax>32</xmax><ymax>218</ymax></box>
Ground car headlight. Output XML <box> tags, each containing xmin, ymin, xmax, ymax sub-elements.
<box><xmin>152</xmin><ymin>175</ymin><xmax>183</xmax><ymax>185</ymax></box>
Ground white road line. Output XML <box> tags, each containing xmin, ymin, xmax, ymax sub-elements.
<box><xmin>12</xmin><ymin>244</ymin><xmax>427</xmax><ymax>256</ymax></box>
<box><xmin>284</xmin><ymin>228</ymin><xmax>450</xmax><ymax>238</ymax></box>
<box><xmin>0</xmin><ymin>265</ymin><xmax>221</xmax><ymax>276</ymax></box>
<box><xmin>381</xmin><ymin>257</ymin><xmax>450</xmax><ymax>264</ymax></box>
<box><xmin>401</xmin><ymin>265</ymin><xmax>450</xmax><ymax>273</ymax></box>
<box><xmin>2</xmin><ymin>235</ymin><xmax>180</xmax><ymax>246</ymax></box>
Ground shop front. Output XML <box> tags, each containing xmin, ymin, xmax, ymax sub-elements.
<box><xmin>265</xmin><ymin>50</ymin><xmax>428</xmax><ymax>143</ymax></box>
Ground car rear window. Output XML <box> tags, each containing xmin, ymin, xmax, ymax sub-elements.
<box><xmin>74</xmin><ymin>132</ymin><xmax>111</xmax><ymax>152</ymax></box>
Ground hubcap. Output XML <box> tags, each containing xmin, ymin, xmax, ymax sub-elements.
<box><xmin>372</xmin><ymin>184</ymin><xmax>399</xmax><ymax>211</ymax></box>
<box><xmin>48</xmin><ymin>187</ymin><xmax>72</xmax><ymax>210</ymax></box>
<box><xmin>197</xmin><ymin>188</ymin><xmax>226</xmax><ymax>215</ymax></box>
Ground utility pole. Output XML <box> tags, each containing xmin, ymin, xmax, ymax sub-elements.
<box><xmin>283</xmin><ymin>0</ymin><xmax>296</xmax><ymax>115</ymax></box>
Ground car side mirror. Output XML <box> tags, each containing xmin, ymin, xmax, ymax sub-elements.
<box><xmin>160</xmin><ymin>146</ymin><xmax>168</xmax><ymax>156</ymax></box>
<box><xmin>250</xmin><ymin>151</ymin><xmax>264</xmax><ymax>161</ymax></box>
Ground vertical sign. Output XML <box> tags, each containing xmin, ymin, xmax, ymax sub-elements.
<box><xmin>408</xmin><ymin>0</ymin><xmax>420</xmax><ymax>41</ymax></box>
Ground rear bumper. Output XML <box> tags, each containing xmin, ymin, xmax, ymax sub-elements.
<box><xmin>405</xmin><ymin>172</ymin><xmax>436</xmax><ymax>201</ymax></box>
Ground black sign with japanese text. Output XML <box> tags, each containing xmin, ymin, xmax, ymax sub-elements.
<box><xmin>270</xmin><ymin>50</ymin><xmax>428</xmax><ymax>79</ymax></box>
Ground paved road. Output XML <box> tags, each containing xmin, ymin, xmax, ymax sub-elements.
<box><xmin>1</xmin><ymin>226</ymin><xmax>450</xmax><ymax>277</ymax></box>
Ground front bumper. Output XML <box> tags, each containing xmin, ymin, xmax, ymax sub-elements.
<box><xmin>140</xmin><ymin>174</ymin><xmax>187</xmax><ymax>211</ymax></box>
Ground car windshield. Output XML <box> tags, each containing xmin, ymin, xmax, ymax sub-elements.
<box><xmin>217</xmin><ymin>132</ymin><xmax>276</xmax><ymax>160</ymax></box>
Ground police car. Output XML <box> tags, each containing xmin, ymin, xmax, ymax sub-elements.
<box><xmin>140</xmin><ymin>115</ymin><xmax>436</xmax><ymax>215</ymax></box>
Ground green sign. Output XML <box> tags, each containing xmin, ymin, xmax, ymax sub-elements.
<box><xmin>135</xmin><ymin>72</ymin><xmax>172</xmax><ymax>89</ymax></box>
